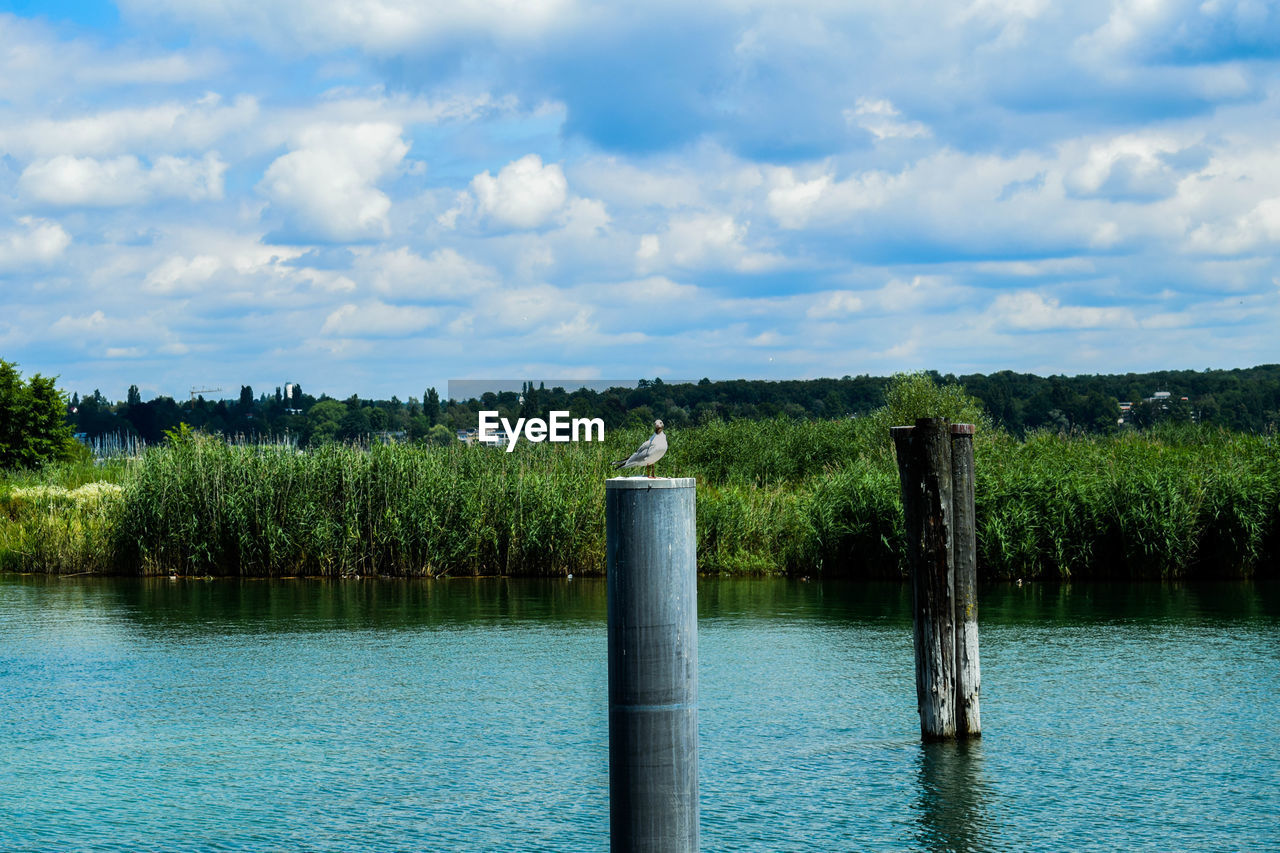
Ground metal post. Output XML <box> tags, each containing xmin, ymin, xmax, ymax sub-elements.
<box><xmin>606</xmin><ymin>477</ymin><xmax>699</xmax><ymax>853</ymax></box>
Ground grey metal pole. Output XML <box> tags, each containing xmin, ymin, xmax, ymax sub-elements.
<box><xmin>606</xmin><ymin>477</ymin><xmax>699</xmax><ymax>853</ymax></box>
<box><xmin>950</xmin><ymin>424</ymin><xmax>982</xmax><ymax>738</ymax></box>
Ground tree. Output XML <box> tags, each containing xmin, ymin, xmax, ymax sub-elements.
<box><xmin>306</xmin><ymin>400</ymin><xmax>346</xmax><ymax>444</ymax></box>
<box><xmin>427</xmin><ymin>424</ymin><xmax>453</xmax><ymax>446</ymax></box>
<box><xmin>424</xmin><ymin>387</ymin><xmax>440</xmax><ymax>425</ymax></box>
<box><xmin>0</xmin><ymin>360</ymin><xmax>76</xmax><ymax>469</ymax></box>
<box><xmin>407</xmin><ymin>413</ymin><xmax>431</xmax><ymax>442</ymax></box>
<box><xmin>339</xmin><ymin>407</ymin><xmax>371</xmax><ymax>441</ymax></box>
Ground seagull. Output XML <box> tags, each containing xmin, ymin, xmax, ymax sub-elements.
<box><xmin>612</xmin><ymin>419</ymin><xmax>667</xmax><ymax>478</ymax></box>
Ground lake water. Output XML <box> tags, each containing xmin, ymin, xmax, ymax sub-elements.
<box><xmin>1</xmin><ymin>575</ymin><xmax>1276</xmax><ymax>852</ymax></box>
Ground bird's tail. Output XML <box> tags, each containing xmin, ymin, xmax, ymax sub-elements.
<box><xmin>611</xmin><ymin>460</ymin><xmax>625</xmax><ymax>468</ymax></box>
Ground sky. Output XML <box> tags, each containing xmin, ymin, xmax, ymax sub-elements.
<box><xmin>1</xmin><ymin>0</ymin><xmax>1279</xmax><ymax>402</ymax></box>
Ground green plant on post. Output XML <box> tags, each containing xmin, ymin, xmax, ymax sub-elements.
<box><xmin>869</xmin><ymin>372</ymin><xmax>993</xmax><ymax>444</ymax></box>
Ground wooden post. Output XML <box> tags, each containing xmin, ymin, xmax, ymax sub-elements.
<box><xmin>605</xmin><ymin>477</ymin><xmax>699</xmax><ymax>853</ymax></box>
<box><xmin>951</xmin><ymin>424</ymin><xmax>981</xmax><ymax>738</ymax></box>
<box><xmin>892</xmin><ymin>418</ymin><xmax>957</xmax><ymax>741</ymax></box>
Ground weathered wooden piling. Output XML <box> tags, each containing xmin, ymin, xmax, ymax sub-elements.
<box><xmin>891</xmin><ymin>419</ymin><xmax>981</xmax><ymax>741</ymax></box>
<box><xmin>605</xmin><ymin>477</ymin><xmax>699</xmax><ymax>853</ymax></box>
<box><xmin>892</xmin><ymin>419</ymin><xmax>957</xmax><ymax>740</ymax></box>
<box><xmin>950</xmin><ymin>424</ymin><xmax>982</xmax><ymax>738</ymax></box>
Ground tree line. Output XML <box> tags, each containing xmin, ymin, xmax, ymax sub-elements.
<box><xmin>4</xmin><ymin>358</ymin><xmax>1279</xmax><ymax>469</ymax></box>
<box><xmin>64</xmin><ymin>365</ymin><xmax>1280</xmax><ymax>445</ymax></box>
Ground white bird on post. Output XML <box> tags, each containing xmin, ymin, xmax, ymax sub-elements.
<box><xmin>611</xmin><ymin>420</ymin><xmax>667</xmax><ymax>478</ymax></box>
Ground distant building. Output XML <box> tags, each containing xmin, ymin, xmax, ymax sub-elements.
<box><xmin>480</xmin><ymin>431</ymin><xmax>508</xmax><ymax>448</ymax></box>
<box><xmin>1120</xmin><ymin>391</ymin><xmax>1196</xmax><ymax>426</ymax></box>
<box><xmin>283</xmin><ymin>382</ymin><xmax>303</xmax><ymax>415</ymax></box>
<box><xmin>456</xmin><ymin>428</ymin><xmax>508</xmax><ymax>447</ymax></box>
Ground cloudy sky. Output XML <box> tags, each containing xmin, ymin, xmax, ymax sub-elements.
<box><xmin>2</xmin><ymin>0</ymin><xmax>1279</xmax><ymax>401</ymax></box>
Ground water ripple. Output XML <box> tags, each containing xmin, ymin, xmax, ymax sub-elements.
<box><xmin>0</xmin><ymin>576</ymin><xmax>1276</xmax><ymax>851</ymax></box>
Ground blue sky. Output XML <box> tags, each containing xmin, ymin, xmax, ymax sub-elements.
<box><xmin>1</xmin><ymin>0</ymin><xmax>1278</xmax><ymax>401</ymax></box>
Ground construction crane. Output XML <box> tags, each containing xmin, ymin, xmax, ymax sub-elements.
<box><xmin>189</xmin><ymin>386</ymin><xmax>223</xmax><ymax>402</ymax></box>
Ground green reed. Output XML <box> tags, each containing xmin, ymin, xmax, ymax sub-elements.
<box><xmin>3</xmin><ymin>417</ymin><xmax>1277</xmax><ymax>579</ymax></box>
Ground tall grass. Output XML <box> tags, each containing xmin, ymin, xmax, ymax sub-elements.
<box><xmin>3</xmin><ymin>406</ymin><xmax>1278</xmax><ymax>579</ymax></box>
<box><xmin>109</xmin><ymin>436</ymin><xmax>612</xmax><ymax>577</ymax></box>
<box><xmin>974</xmin><ymin>426</ymin><xmax>1280</xmax><ymax>578</ymax></box>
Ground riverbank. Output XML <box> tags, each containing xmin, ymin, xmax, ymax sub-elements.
<box><xmin>2</xmin><ymin>416</ymin><xmax>1276</xmax><ymax>579</ymax></box>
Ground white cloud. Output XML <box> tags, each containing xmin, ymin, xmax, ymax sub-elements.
<box><xmin>487</xmin><ymin>284</ymin><xmax>584</xmax><ymax>330</ymax></box>
<box><xmin>257</xmin><ymin>89</ymin><xmax>518</xmax><ymax>159</ymax></box>
<box><xmin>259</xmin><ymin>122</ymin><xmax>409</xmax><ymax>241</ymax></box>
<box><xmin>988</xmin><ymin>291</ymin><xmax>1135</xmax><ymax>330</ymax></box>
<box><xmin>46</xmin><ymin>306</ymin><xmax>192</xmax><ymax>359</ymax></box>
<box><xmin>0</xmin><ymin>16</ymin><xmax>221</xmax><ymax>104</ymax></box>
<box><xmin>873</xmin><ymin>276</ymin><xmax>958</xmax><ymax>313</ymax></box>
<box><xmin>807</xmin><ymin>290</ymin><xmax>864</xmax><ymax>319</ymax></box>
<box><xmin>638</xmin><ymin>212</ymin><xmax>783</xmax><ymax>273</ymax></box>
<box><xmin>320</xmin><ymin>301</ymin><xmax>438</xmax><ymax>337</ymax></box>
<box><xmin>296</xmin><ymin>268</ymin><xmax>359</xmax><ymax>294</ymax></box>
<box><xmin>352</xmin><ymin>247</ymin><xmax>498</xmax><ymax>300</ymax></box>
<box><xmin>558</xmin><ymin>275</ymin><xmax>709</xmax><ymax>333</ymax></box>
<box><xmin>19</xmin><ymin>153</ymin><xmax>226</xmax><ymax>206</ymax></box>
<box><xmin>844</xmin><ymin>98</ymin><xmax>930</xmax><ymax>141</ymax></box>
<box><xmin>571</xmin><ymin>155</ymin><xmax>705</xmax><ymax>209</ymax></box>
<box><xmin>971</xmin><ymin>257</ymin><xmax>1096</xmax><ymax>276</ymax></box>
<box><xmin>602</xmin><ymin>275</ymin><xmax>701</xmax><ymax>306</ymax></box>
<box><xmin>144</xmin><ymin>254</ymin><xmax>223</xmax><ymax>293</ymax></box>
<box><xmin>1072</xmin><ymin>0</ymin><xmax>1276</xmax><ymax>64</ymax></box>
<box><xmin>470</xmin><ymin>154</ymin><xmax>568</xmax><ymax>229</ymax></box>
<box><xmin>1187</xmin><ymin>197</ymin><xmax>1280</xmax><ymax>255</ymax></box>
<box><xmin>0</xmin><ymin>218</ymin><xmax>71</xmax><ymax>269</ymax></box>
<box><xmin>748</xmin><ymin>330</ymin><xmax>780</xmax><ymax>346</ymax></box>
<box><xmin>1064</xmin><ymin>133</ymin><xmax>1190</xmax><ymax>201</ymax></box>
<box><xmin>0</xmin><ymin>93</ymin><xmax>257</xmax><ymax>158</ymax></box>
<box><xmin>557</xmin><ymin>197</ymin><xmax>611</xmax><ymax>237</ymax></box>
<box><xmin>766</xmin><ymin>166</ymin><xmax>894</xmax><ymax>229</ymax></box>
<box><xmin>81</xmin><ymin>51</ymin><xmax>224</xmax><ymax>87</ymax></box>
<box><xmin>117</xmin><ymin>0</ymin><xmax>579</xmax><ymax>53</ymax></box>
<box><xmin>51</xmin><ymin>310</ymin><xmax>109</xmax><ymax>336</ymax></box>
<box><xmin>549</xmin><ymin>308</ymin><xmax>597</xmax><ymax>341</ymax></box>
<box><xmin>767</xmin><ymin>173</ymin><xmax>833</xmax><ymax>230</ymax></box>
<box><xmin>127</xmin><ymin>229</ymin><xmax>318</xmax><ymax>302</ymax></box>
<box><xmin>636</xmin><ymin>234</ymin><xmax>661</xmax><ymax>262</ymax></box>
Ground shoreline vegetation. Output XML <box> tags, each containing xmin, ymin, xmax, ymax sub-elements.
<box><xmin>2</xmin><ymin>376</ymin><xmax>1277</xmax><ymax>580</ymax></box>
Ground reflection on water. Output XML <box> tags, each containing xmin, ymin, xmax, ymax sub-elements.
<box><xmin>0</xmin><ymin>574</ymin><xmax>1276</xmax><ymax>851</ymax></box>
<box><xmin>915</xmin><ymin>740</ymin><xmax>992</xmax><ymax>853</ymax></box>
<box><xmin>10</xmin><ymin>573</ymin><xmax>1273</xmax><ymax>632</ymax></box>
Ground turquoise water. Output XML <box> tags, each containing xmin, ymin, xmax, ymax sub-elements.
<box><xmin>1</xmin><ymin>576</ymin><xmax>1276</xmax><ymax>851</ymax></box>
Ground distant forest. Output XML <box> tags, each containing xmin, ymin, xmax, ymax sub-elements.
<box><xmin>66</xmin><ymin>365</ymin><xmax>1280</xmax><ymax>447</ymax></box>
